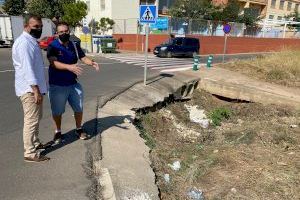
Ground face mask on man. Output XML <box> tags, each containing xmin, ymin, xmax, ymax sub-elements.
<box><xmin>30</xmin><ymin>28</ymin><xmax>43</xmax><ymax>39</ymax></box>
<box><xmin>59</xmin><ymin>33</ymin><xmax>70</xmax><ymax>43</ymax></box>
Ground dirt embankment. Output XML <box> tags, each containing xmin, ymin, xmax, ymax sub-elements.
<box><xmin>221</xmin><ymin>50</ymin><xmax>300</xmax><ymax>88</ymax></box>
<box><xmin>136</xmin><ymin>90</ymin><xmax>300</xmax><ymax>200</ymax></box>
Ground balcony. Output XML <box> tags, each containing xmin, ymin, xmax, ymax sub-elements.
<box><xmin>239</xmin><ymin>0</ymin><xmax>268</xmax><ymax>5</ymax></box>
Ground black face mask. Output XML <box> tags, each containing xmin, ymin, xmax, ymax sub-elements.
<box><xmin>59</xmin><ymin>33</ymin><xmax>70</xmax><ymax>43</ymax></box>
<box><xmin>30</xmin><ymin>28</ymin><xmax>42</xmax><ymax>39</ymax></box>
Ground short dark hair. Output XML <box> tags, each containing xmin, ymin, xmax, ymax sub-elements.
<box><xmin>56</xmin><ymin>22</ymin><xmax>69</xmax><ymax>31</ymax></box>
<box><xmin>24</xmin><ymin>14</ymin><xmax>42</xmax><ymax>25</ymax></box>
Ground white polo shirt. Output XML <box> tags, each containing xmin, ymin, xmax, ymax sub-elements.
<box><xmin>12</xmin><ymin>32</ymin><xmax>47</xmax><ymax>97</ymax></box>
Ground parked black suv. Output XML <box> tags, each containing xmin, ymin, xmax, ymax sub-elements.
<box><xmin>153</xmin><ymin>37</ymin><xmax>200</xmax><ymax>58</ymax></box>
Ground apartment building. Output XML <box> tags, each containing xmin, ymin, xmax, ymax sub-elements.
<box><xmin>266</xmin><ymin>0</ymin><xmax>300</xmax><ymax>21</ymax></box>
<box><xmin>81</xmin><ymin>0</ymin><xmax>141</xmax><ymax>34</ymax></box>
<box><xmin>81</xmin><ymin>0</ymin><xmax>177</xmax><ymax>33</ymax></box>
<box><xmin>213</xmin><ymin>0</ymin><xmax>268</xmax><ymax>17</ymax></box>
<box><xmin>239</xmin><ymin>0</ymin><xmax>268</xmax><ymax>17</ymax></box>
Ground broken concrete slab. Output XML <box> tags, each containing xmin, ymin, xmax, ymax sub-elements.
<box><xmin>96</xmin><ymin>74</ymin><xmax>200</xmax><ymax>199</ymax></box>
<box><xmin>181</xmin><ymin>67</ymin><xmax>300</xmax><ymax>108</ymax></box>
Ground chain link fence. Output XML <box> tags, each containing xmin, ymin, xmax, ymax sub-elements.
<box><xmin>113</xmin><ymin>17</ymin><xmax>300</xmax><ymax>38</ymax></box>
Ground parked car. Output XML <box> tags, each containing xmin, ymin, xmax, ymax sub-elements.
<box><xmin>38</xmin><ymin>34</ymin><xmax>81</xmax><ymax>50</ymax></box>
<box><xmin>153</xmin><ymin>37</ymin><xmax>200</xmax><ymax>58</ymax></box>
<box><xmin>38</xmin><ymin>35</ymin><xmax>56</xmax><ymax>50</ymax></box>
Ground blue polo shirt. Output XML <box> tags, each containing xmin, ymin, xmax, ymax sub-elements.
<box><xmin>47</xmin><ymin>39</ymin><xmax>85</xmax><ymax>86</ymax></box>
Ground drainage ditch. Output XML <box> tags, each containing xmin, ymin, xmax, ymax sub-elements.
<box><xmin>134</xmin><ymin>89</ymin><xmax>299</xmax><ymax>200</ymax></box>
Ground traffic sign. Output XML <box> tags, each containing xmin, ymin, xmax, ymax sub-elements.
<box><xmin>82</xmin><ymin>18</ymin><xmax>88</xmax><ymax>27</ymax></box>
<box><xmin>82</xmin><ymin>26</ymin><xmax>90</xmax><ymax>34</ymax></box>
<box><xmin>140</xmin><ymin>5</ymin><xmax>157</xmax><ymax>24</ymax></box>
<box><xmin>223</xmin><ymin>24</ymin><xmax>231</xmax><ymax>34</ymax></box>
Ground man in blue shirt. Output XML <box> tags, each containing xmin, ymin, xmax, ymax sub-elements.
<box><xmin>47</xmin><ymin>22</ymin><xmax>99</xmax><ymax>144</ymax></box>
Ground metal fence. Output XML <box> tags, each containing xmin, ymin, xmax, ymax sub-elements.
<box><xmin>113</xmin><ymin>17</ymin><xmax>300</xmax><ymax>39</ymax></box>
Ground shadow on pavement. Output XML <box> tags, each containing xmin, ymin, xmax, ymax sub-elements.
<box><xmin>147</xmin><ymin>73</ymin><xmax>174</xmax><ymax>85</ymax></box>
<box><xmin>42</xmin><ymin>115</ymin><xmax>132</xmax><ymax>155</ymax></box>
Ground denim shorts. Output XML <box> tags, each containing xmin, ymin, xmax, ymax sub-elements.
<box><xmin>48</xmin><ymin>83</ymin><xmax>84</xmax><ymax>116</ymax></box>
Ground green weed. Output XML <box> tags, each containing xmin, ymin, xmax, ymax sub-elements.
<box><xmin>208</xmin><ymin>107</ymin><xmax>231</xmax><ymax>126</ymax></box>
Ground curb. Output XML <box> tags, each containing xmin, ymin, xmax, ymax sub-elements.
<box><xmin>95</xmin><ymin>72</ymin><xmax>200</xmax><ymax>199</ymax></box>
<box><xmin>94</xmin><ymin>163</ymin><xmax>116</xmax><ymax>200</ymax></box>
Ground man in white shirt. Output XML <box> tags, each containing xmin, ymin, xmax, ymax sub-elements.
<box><xmin>12</xmin><ymin>15</ymin><xmax>50</xmax><ymax>163</ymax></box>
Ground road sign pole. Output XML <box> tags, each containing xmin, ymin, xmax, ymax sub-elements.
<box><xmin>222</xmin><ymin>24</ymin><xmax>231</xmax><ymax>63</ymax></box>
<box><xmin>222</xmin><ymin>34</ymin><xmax>228</xmax><ymax>63</ymax></box>
<box><xmin>139</xmin><ymin>4</ymin><xmax>157</xmax><ymax>85</ymax></box>
<box><xmin>85</xmin><ymin>34</ymin><xmax>87</xmax><ymax>53</ymax></box>
<box><xmin>144</xmin><ymin>24</ymin><xmax>149</xmax><ymax>85</ymax></box>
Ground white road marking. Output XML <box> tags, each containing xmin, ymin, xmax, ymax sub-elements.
<box><xmin>0</xmin><ymin>69</ymin><xmax>14</xmax><ymax>73</ymax></box>
<box><xmin>160</xmin><ymin>67</ymin><xmax>192</xmax><ymax>72</ymax></box>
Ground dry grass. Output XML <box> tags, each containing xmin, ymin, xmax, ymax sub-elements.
<box><xmin>137</xmin><ymin>90</ymin><xmax>300</xmax><ymax>200</ymax></box>
<box><xmin>221</xmin><ymin>50</ymin><xmax>300</xmax><ymax>88</ymax></box>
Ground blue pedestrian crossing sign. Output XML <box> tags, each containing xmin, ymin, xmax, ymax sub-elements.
<box><xmin>140</xmin><ymin>5</ymin><xmax>157</xmax><ymax>24</ymax></box>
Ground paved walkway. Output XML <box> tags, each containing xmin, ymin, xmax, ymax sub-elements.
<box><xmin>187</xmin><ymin>67</ymin><xmax>300</xmax><ymax>108</ymax></box>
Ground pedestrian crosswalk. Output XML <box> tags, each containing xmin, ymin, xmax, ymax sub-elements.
<box><xmin>102</xmin><ymin>54</ymin><xmax>198</xmax><ymax>72</ymax></box>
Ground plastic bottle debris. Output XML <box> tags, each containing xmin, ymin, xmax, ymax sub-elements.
<box><xmin>168</xmin><ymin>161</ymin><xmax>181</xmax><ymax>171</ymax></box>
<box><xmin>164</xmin><ymin>174</ymin><xmax>170</xmax><ymax>183</ymax></box>
<box><xmin>290</xmin><ymin>124</ymin><xmax>298</xmax><ymax>128</ymax></box>
<box><xmin>187</xmin><ymin>187</ymin><xmax>204</xmax><ymax>200</ymax></box>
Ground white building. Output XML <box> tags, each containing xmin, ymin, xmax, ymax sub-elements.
<box><xmin>81</xmin><ymin>0</ymin><xmax>159</xmax><ymax>34</ymax></box>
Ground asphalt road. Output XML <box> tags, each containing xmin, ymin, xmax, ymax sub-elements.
<box><xmin>0</xmin><ymin>47</ymin><xmax>156</xmax><ymax>200</ymax></box>
<box><xmin>0</xmin><ymin>47</ymin><xmax>260</xmax><ymax>200</ymax></box>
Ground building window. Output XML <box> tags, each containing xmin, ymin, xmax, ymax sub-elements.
<box><xmin>287</xmin><ymin>2</ymin><xmax>292</xmax><ymax>11</ymax></box>
<box><xmin>269</xmin><ymin>15</ymin><xmax>274</xmax><ymax>20</ymax></box>
<box><xmin>277</xmin><ymin>16</ymin><xmax>283</xmax><ymax>21</ymax></box>
<box><xmin>295</xmin><ymin>4</ymin><xmax>299</xmax><ymax>11</ymax></box>
<box><xmin>271</xmin><ymin>0</ymin><xmax>276</xmax><ymax>8</ymax></box>
<box><xmin>279</xmin><ymin>0</ymin><xmax>284</xmax><ymax>9</ymax></box>
<box><xmin>101</xmin><ymin>0</ymin><xmax>105</xmax><ymax>11</ymax></box>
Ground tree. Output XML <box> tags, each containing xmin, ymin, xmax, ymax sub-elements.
<box><xmin>169</xmin><ymin>0</ymin><xmax>216</xmax><ymax>19</ymax></box>
<box><xmin>215</xmin><ymin>0</ymin><xmax>240</xmax><ymax>22</ymax></box>
<box><xmin>170</xmin><ymin>0</ymin><xmax>259</xmax><ymax>25</ymax></box>
<box><xmin>26</xmin><ymin>0</ymin><xmax>52</xmax><ymax>18</ymax></box>
<box><xmin>241</xmin><ymin>8</ymin><xmax>260</xmax><ymax>26</ymax></box>
<box><xmin>61</xmin><ymin>1</ymin><xmax>88</xmax><ymax>28</ymax></box>
<box><xmin>25</xmin><ymin>0</ymin><xmax>75</xmax><ymax>19</ymax></box>
<box><xmin>3</xmin><ymin>0</ymin><xmax>25</xmax><ymax>16</ymax></box>
<box><xmin>286</xmin><ymin>10</ymin><xmax>300</xmax><ymax>29</ymax></box>
<box><xmin>99</xmin><ymin>18</ymin><xmax>115</xmax><ymax>34</ymax></box>
<box><xmin>49</xmin><ymin>0</ymin><xmax>75</xmax><ymax>20</ymax></box>
<box><xmin>89</xmin><ymin>19</ymin><xmax>100</xmax><ymax>34</ymax></box>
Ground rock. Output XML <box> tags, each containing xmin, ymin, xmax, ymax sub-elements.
<box><xmin>237</xmin><ymin>119</ymin><xmax>243</xmax><ymax>124</ymax></box>
<box><xmin>168</xmin><ymin>161</ymin><xmax>181</xmax><ymax>171</ymax></box>
<box><xmin>213</xmin><ymin>149</ymin><xmax>219</xmax><ymax>153</ymax></box>
<box><xmin>277</xmin><ymin>161</ymin><xmax>288</xmax><ymax>166</ymax></box>
<box><xmin>164</xmin><ymin>174</ymin><xmax>170</xmax><ymax>183</ymax></box>
<box><xmin>231</xmin><ymin>188</ymin><xmax>237</xmax><ymax>194</ymax></box>
<box><xmin>187</xmin><ymin>187</ymin><xmax>204</xmax><ymax>200</ymax></box>
<box><xmin>288</xmin><ymin>152</ymin><xmax>295</xmax><ymax>155</ymax></box>
<box><xmin>290</xmin><ymin>124</ymin><xmax>298</xmax><ymax>128</ymax></box>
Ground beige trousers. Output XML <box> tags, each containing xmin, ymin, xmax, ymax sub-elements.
<box><xmin>20</xmin><ymin>93</ymin><xmax>43</xmax><ymax>158</ymax></box>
